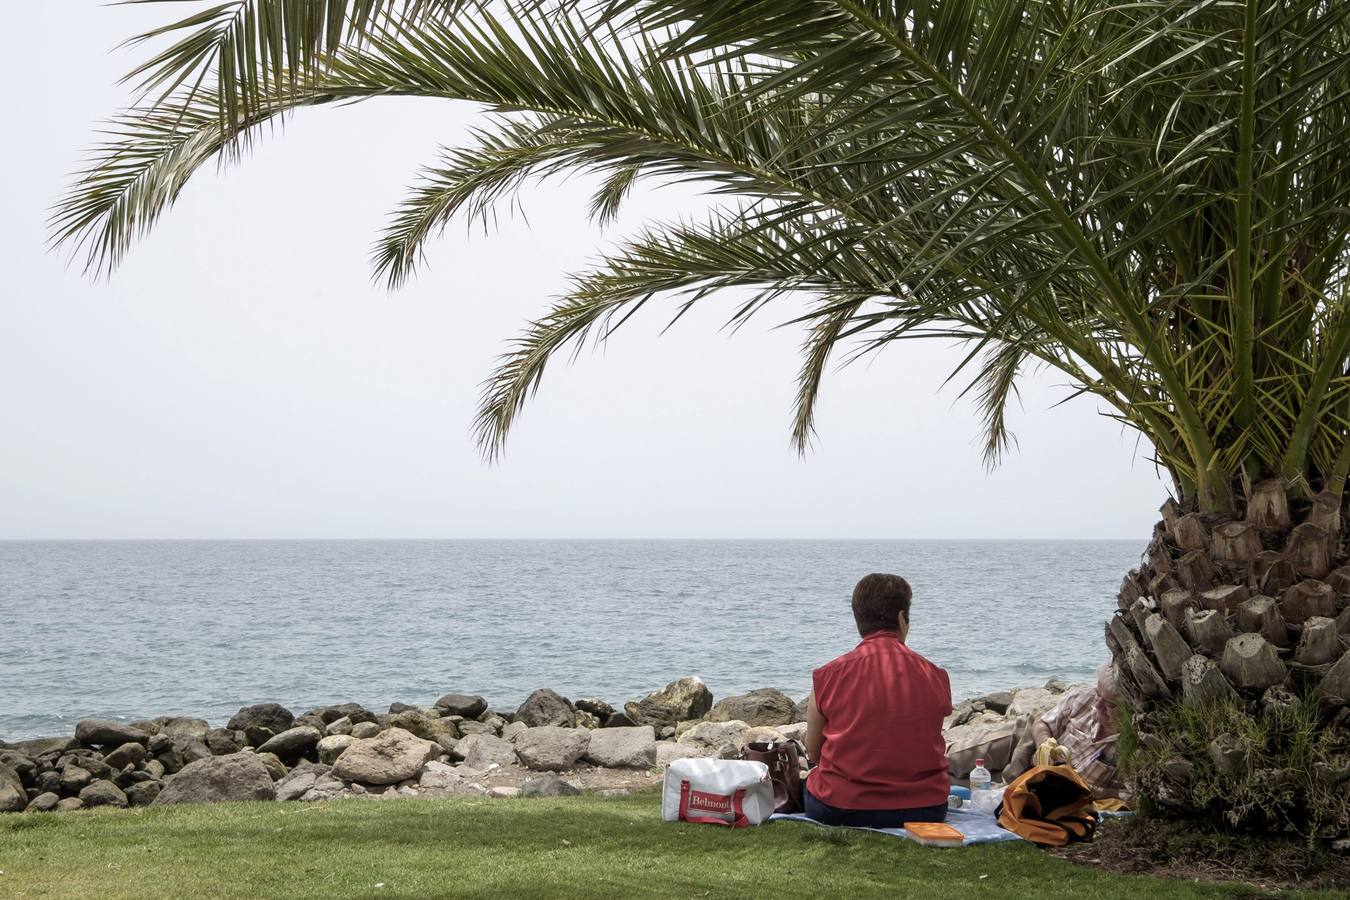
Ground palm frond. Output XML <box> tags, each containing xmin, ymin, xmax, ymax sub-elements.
<box><xmin>62</xmin><ymin>0</ymin><xmax>1350</xmax><ymax>508</ymax></box>
<box><xmin>118</xmin><ymin>0</ymin><xmax>473</xmax><ymax>127</ymax></box>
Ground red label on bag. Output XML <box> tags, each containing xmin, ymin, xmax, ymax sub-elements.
<box><xmin>686</xmin><ymin>789</ymin><xmax>735</xmax><ymax>816</ymax></box>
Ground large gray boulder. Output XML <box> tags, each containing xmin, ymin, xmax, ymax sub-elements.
<box><xmin>676</xmin><ymin>720</ymin><xmax>750</xmax><ymax>757</ymax></box>
<box><xmin>25</xmin><ymin>792</ymin><xmax>60</xmax><ymax>813</ymax></box>
<box><xmin>708</xmin><ymin>689</ymin><xmax>796</xmax><ymax>727</ymax></box>
<box><xmin>257</xmin><ymin>726</ymin><xmax>322</xmax><ymax>759</ymax></box>
<box><xmin>585</xmin><ymin>726</ymin><xmax>656</xmax><ymax>769</ymax></box>
<box><xmin>515</xmin><ymin>689</ymin><xmax>576</xmax><ymax>728</ymax></box>
<box><xmin>331</xmin><ymin>727</ymin><xmax>438</xmax><ymax>785</ymax></box>
<box><xmin>514</xmin><ymin>727</ymin><xmax>590</xmax><ymax>772</ymax></box>
<box><xmin>79</xmin><ymin>780</ymin><xmax>128</xmax><ymax>809</ymax></box>
<box><xmin>75</xmin><ymin>720</ymin><xmax>149</xmax><ymax>748</ymax></box>
<box><xmin>458</xmin><ymin>734</ymin><xmax>520</xmax><ymax>770</ymax></box>
<box><xmin>434</xmin><ymin>693</ymin><xmax>488</xmax><ymax>719</ymax></box>
<box><xmin>227</xmin><ymin>703</ymin><xmax>295</xmax><ymax>745</ymax></box>
<box><xmin>153</xmin><ymin>752</ymin><xmax>276</xmax><ymax>805</ymax></box>
<box><xmin>624</xmin><ymin>677</ymin><xmax>714</xmax><ymax>729</ymax></box>
<box><xmin>0</xmin><ymin>765</ymin><xmax>26</xmax><ymax>813</ymax></box>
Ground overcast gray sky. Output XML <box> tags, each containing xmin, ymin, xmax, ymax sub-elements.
<box><xmin>0</xmin><ymin>2</ymin><xmax>1168</xmax><ymax>540</ymax></box>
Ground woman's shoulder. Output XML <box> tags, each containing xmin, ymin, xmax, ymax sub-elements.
<box><xmin>812</xmin><ymin>648</ymin><xmax>855</xmax><ymax>679</ymax></box>
<box><xmin>898</xmin><ymin>644</ymin><xmax>951</xmax><ymax>680</ymax></box>
<box><xmin>816</xmin><ymin>639</ymin><xmax>950</xmax><ymax>678</ymax></box>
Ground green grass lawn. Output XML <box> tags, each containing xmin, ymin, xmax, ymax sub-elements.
<box><xmin>0</xmin><ymin>792</ymin><xmax>1327</xmax><ymax>899</ymax></box>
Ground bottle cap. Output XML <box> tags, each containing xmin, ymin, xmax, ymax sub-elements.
<box><xmin>975</xmin><ymin>759</ymin><xmax>985</xmax><ymax>767</ymax></box>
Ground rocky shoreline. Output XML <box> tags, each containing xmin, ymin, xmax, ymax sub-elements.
<box><xmin>0</xmin><ymin>677</ymin><xmax>1079</xmax><ymax>814</ymax></box>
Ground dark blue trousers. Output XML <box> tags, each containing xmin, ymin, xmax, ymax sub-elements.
<box><xmin>803</xmin><ymin>784</ymin><xmax>948</xmax><ymax>828</ymax></box>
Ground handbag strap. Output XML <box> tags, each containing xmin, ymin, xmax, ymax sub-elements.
<box><xmin>678</xmin><ymin>780</ymin><xmax>750</xmax><ymax>828</ymax></box>
<box><xmin>744</xmin><ymin>741</ymin><xmax>800</xmax><ymax>769</ymax></box>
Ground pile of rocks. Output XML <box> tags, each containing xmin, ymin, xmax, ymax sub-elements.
<box><xmin>941</xmin><ymin>678</ymin><xmax>1080</xmax><ymax>782</ymax></box>
<box><xmin>0</xmin><ymin>676</ymin><xmax>1077</xmax><ymax>814</ymax></box>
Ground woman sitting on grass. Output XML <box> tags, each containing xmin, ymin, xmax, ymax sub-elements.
<box><xmin>804</xmin><ymin>573</ymin><xmax>953</xmax><ymax>827</ymax></box>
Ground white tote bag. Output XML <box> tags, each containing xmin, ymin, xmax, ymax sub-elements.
<box><xmin>661</xmin><ymin>758</ymin><xmax>776</xmax><ymax>827</ymax></box>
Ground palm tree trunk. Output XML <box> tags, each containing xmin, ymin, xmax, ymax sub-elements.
<box><xmin>1107</xmin><ymin>482</ymin><xmax>1350</xmax><ymax>837</ymax></box>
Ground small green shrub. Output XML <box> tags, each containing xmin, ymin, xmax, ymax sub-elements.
<box><xmin>1121</xmin><ymin>693</ymin><xmax>1350</xmax><ymax>840</ymax></box>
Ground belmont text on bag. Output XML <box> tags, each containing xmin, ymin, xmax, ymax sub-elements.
<box><xmin>661</xmin><ymin>758</ymin><xmax>776</xmax><ymax>828</ymax></box>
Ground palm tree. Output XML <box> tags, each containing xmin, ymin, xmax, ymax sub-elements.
<box><xmin>56</xmin><ymin>1</ymin><xmax>1350</xmax><ymax>835</ymax></box>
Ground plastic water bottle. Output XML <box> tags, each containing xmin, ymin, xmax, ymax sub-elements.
<box><xmin>969</xmin><ymin>758</ymin><xmax>992</xmax><ymax>812</ymax></box>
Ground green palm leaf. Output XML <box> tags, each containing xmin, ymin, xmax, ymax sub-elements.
<box><xmin>54</xmin><ymin>0</ymin><xmax>1350</xmax><ymax>511</ymax></box>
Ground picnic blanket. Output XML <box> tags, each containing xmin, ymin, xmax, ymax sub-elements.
<box><xmin>769</xmin><ymin>805</ymin><xmax>1023</xmax><ymax>846</ymax></box>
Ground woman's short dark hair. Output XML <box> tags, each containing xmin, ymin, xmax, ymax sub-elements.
<box><xmin>851</xmin><ymin>573</ymin><xmax>912</xmax><ymax>635</ymax></box>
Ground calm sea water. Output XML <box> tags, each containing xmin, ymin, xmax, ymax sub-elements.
<box><xmin>0</xmin><ymin>540</ymin><xmax>1140</xmax><ymax>740</ymax></box>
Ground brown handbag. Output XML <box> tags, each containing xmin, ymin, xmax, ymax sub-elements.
<box><xmin>742</xmin><ymin>740</ymin><xmax>804</xmax><ymax>814</ymax></box>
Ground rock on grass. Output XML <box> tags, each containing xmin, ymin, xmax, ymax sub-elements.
<box><xmin>584</xmin><ymin>727</ymin><xmax>656</xmax><ymax>769</ymax></box>
<box><xmin>125</xmin><ymin>781</ymin><xmax>162</xmax><ymax>807</ymax></box>
<box><xmin>0</xmin><ymin>766</ymin><xmax>26</xmax><ymax>813</ymax></box>
<box><xmin>331</xmin><ymin>727</ymin><xmax>438</xmax><ymax>786</ymax></box>
<box><xmin>514</xmin><ymin>727</ymin><xmax>589</xmax><ymax>772</ymax></box>
<box><xmin>153</xmin><ymin>752</ymin><xmax>276</xmax><ymax>805</ymax></box>
<box><xmin>24</xmin><ymin>792</ymin><xmax>60</xmax><ymax>813</ymax></box>
<box><xmin>458</xmin><ymin>734</ymin><xmax>519</xmax><ymax>770</ymax></box>
<box><xmin>521</xmin><ymin>774</ymin><xmax>581</xmax><ymax>797</ymax></box>
<box><xmin>78</xmin><ymin>780</ymin><xmax>127</xmax><ymax>809</ymax></box>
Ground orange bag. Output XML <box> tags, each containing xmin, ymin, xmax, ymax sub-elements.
<box><xmin>995</xmin><ymin>765</ymin><xmax>1098</xmax><ymax>847</ymax></box>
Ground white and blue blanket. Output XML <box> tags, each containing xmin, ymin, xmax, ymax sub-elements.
<box><xmin>768</xmin><ymin>805</ymin><xmax>1023</xmax><ymax>846</ymax></box>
